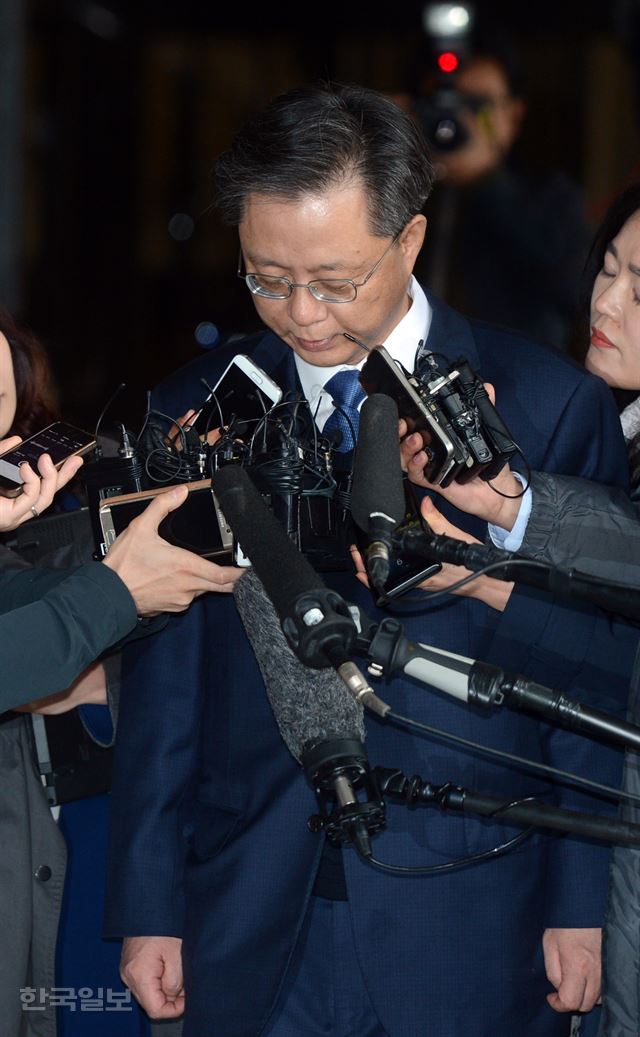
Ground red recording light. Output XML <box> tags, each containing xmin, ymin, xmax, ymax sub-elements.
<box><xmin>437</xmin><ymin>51</ymin><xmax>459</xmax><ymax>73</ymax></box>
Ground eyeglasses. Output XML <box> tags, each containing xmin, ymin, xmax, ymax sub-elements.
<box><xmin>237</xmin><ymin>233</ymin><xmax>400</xmax><ymax>304</ymax></box>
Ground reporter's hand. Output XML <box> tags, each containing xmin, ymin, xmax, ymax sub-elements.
<box><xmin>168</xmin><ymin>410</ymin><xmax>222</xmax><ymax>448</ymax></box>
<box><xmin>400</xmin><ymin>425</ymin><xmax>522</xmax><ymax>530</ymax></box>
<box><xmin>419</xmin><ymin>497</ymin><xmax>513</xmax><ymax>611</ymax></box>
<box><xmin>103</xmin><ymin>483</ymin><xmax>242</xmax><ymax>615</ymax></box>
<box><xmin>121</xmin><ymin>936</ymin><xmax>184</xmax><ymax>1020</ymax></box>
<box><xmin>0</xmin><ymin>442</ymin><xmax>84</xmax><ymax>532</ymax></box>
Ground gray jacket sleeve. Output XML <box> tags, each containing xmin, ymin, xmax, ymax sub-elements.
<box><xmin>0</xmin><ymin>562</ymin><xmax>137</xmax><ymax>711</ymax></box>
<box><xmin>521</xmin><ymin>471</ymin><xmax>640</xmax><ymax>586</ymax></box>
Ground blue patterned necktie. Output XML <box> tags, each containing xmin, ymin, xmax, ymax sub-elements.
<box><xmin>321</xmin><ymin>369</ymin><xmax>366</xmax><ymax>453</ymax></box>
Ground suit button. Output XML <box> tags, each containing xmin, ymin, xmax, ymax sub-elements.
<box><xmin>34</xmin><ymin>865</ymin><xmax>52</xmax><ymax>882</ymax></box>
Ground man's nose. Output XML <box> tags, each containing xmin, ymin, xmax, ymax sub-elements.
<box><xmin>287</xmin><ymin>286</ymin><xmax>329</xmax><ymax>327</ymax></box>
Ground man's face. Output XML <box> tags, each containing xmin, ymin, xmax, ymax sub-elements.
<box><xmin>238</xmin><ymin>182</ymin><xmax>426</xmax><ymax>368</ymax></box>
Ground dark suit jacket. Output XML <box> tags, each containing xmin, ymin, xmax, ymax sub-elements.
<box><xmin>105</xmin><ymin>294</ymin><xmax>637</xmax><ymax>1037</ymax></box>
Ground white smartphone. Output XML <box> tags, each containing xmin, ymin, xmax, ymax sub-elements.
<box><xmin>193</xmin><ymin>354</ymin><xmax>283</xmax><ymax>438</ymax></box>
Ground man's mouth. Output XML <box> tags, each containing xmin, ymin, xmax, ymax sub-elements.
<box><xmin>292</xmin><ymin>335</ymin><xmax>337</xmax><ymax>352</ymax></box>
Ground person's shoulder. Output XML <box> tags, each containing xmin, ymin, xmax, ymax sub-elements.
<box><xmin>468</xmin><ymin>317</ymin><xmax>617</xmax><ymax>421</ymax></box>
<box><xmin>470</xmin><ymin>317</ymin><xmax>588</xmax><ymax>377</ymax></box>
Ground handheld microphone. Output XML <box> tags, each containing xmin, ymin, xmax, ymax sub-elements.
<box><xmin>351</xmin><ymin>395</ymin><xmax>405</xmax><ymax>592</ymax></box>
<box><xmin>215</xmin><ymin>464</ymin><xmax>388</xmax><ymax>716</ymax></box>
<box><xmin>234</xmin><ymin>569</ymin><xmax>384</xmax><ymax>855</ymax></box>
<box><xmin>395</xmin><ymin>526</ymin><xmax>640</xmax><ymax>624</ymax></box>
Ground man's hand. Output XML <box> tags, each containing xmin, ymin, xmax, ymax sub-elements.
<box><xmin>15</xmin><ymin>659</ymin><xmax>107</xmax><ymax>714</ymax></box>
<box><xmin>542</xmin><ymin>928</ymin><xmax>602</xmax><ymax>1013</ymax></box>
<box><xmin>120</xmin><ymin>936</ymin><xmax>184</xmax><ymax>1020</ymax></box>
<box><xmin>104</xmin><ymin>483</ymin><xmax>242</xmax><ymax>616</ymax></box>
<box><xmin>0</xmin><ymin>440</ymin><xmax>84</xmax><ymax>532</ymax></box>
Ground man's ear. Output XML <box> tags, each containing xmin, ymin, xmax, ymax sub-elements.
<box><xmin>400</xmin><ymin>214</ymin><xmax>427</xmax><ymax>271</ymax></box>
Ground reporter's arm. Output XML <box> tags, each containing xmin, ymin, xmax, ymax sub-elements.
<box><xmin>0</xmin><ymin>561</ymin><xmax>138</xmax><ymax>710</ymax></box>
<box><xmin>520</xmin><ymin>472</ymin><xmax>640</xmax><ymax>583</ymax></box>
<box><xmin>0</xmin><ymin>483</ymin><xmax>241</xmax><ymax>712</ymax></box>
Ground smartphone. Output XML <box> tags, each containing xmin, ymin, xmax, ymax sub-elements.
<box><xmin>0</xmin><ymin>422</ymin><xmax>96</xmax><ymax>494</ymax></box>
<box><xmin>359</xmin><ymin>347</ymin><xmax>458</xmax><ymax>486</ymax></box>
<box><xmin>193</xmin><ymin>355</ymin><xmax>282</xmax><ymax>438</ymax></box>
<box><xmin>97</xmin><ymin>478</ymin><xmax>233</xmax><ymax>560</ymax></box>
<box><xmin>382</xmin><ymin>548</ymin><xmax>442</xmax><ymax>603</ymax></box>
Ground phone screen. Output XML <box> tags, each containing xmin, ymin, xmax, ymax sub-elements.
<box><xmin>194</xmin><ymin>363</ymin><xmax>280</xmax><ymax>436</ymax></box>
<box><xmin>0</xmin><ymin>422</ymin><xmax>96</xmax><ymax>488</ymax></box>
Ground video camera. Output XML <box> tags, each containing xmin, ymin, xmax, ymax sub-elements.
<box><xmin>359</xmin><ymin>340</ymin><xmax>517</xmax><ymax>487</ymax></box>
<box><xmin>411</xmin><ymin>2</ymin><xmax>477</xmax><ymax>154</ymax></box>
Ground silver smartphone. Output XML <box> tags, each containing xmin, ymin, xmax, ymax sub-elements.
<box><xmin>0</xmin><ymin>422</ymin><xmax>96</xmax><ymax>495</ymax></box>
<box><xmin>97</xmin><ymin>478</ymin><xmax>233</xmax><ymax>560</ymax></box>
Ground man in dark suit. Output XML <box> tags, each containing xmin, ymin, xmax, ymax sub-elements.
<box><xmin>104</xmin><ymin>85</ymin><xmax>636</xmax><ymax>1037</ymax></box>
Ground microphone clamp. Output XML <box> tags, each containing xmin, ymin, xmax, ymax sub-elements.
<box><xmin>282</xmin><ymin>587</ymin><xmax>359</xmax><ymax>669</ymax></box>
<box><xmin>303</xmin><ymin>737</ymin><xmax>386</xmax><ymax>857</ymax></box>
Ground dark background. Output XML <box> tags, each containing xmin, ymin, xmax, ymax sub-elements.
<box><xmin>3</xmin><ymin>0</ymin><xmax>640</xmax><ymax>430</ymax></box>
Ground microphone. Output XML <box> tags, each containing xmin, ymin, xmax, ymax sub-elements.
<box><xmin>364</xmin><ymin>616</ymin><xmax>640</xmax><ymax>752</ymax></box>
<box><xmin>394</xmin><ymin>526</ymin><xmax>640</xmax><ymax>623</ymax></box>
<box><xmin>351</xmin><ymin>394</ymin><xmax>405</xmax><ymax>592</ymax></box>
<box><xmin>234</xmin><ymin>567</ymin><xmax>385</xmax><ymax>855</ymax></box>
<box><xmin>214</xmin><ymin>464</ymin><xmax>388</xmax><ymax>716</ymax></box>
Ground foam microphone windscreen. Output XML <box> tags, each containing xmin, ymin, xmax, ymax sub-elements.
<box><xmin>351</xmin><ymin>394</ymin><xmax>405</xmax><ymax>533</ymax></box>
<box><xmin>214</xmin><ymin>463</ymin><xmax>325</xmax><ymax>621</ymax></box>
<box><xmin>234</xmin><ymin>567</ymin><xmax>365</xmax><ymax>761</ymax></box>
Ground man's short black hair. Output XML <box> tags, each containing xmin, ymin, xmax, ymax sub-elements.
<box><xmin>214</xmin><ymin>83</ymin><xmax>435</xmax><ymax>238</ymax></box>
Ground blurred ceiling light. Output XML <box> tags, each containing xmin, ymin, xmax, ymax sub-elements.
<box><xmin>423</xmin><ymin>4</ymin><xmax>474</xmax><ymax>38</ymax></box>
